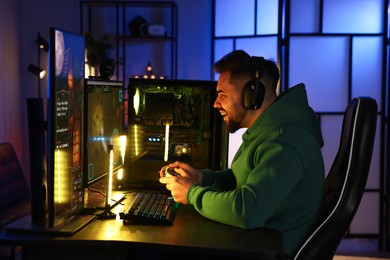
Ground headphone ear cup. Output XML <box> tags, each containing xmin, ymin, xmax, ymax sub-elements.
<box><xmin>243</xmin><ymin>78</ymin><xmax>265</xmax><ymax>109</ymax></box>
<box><xmin>243</xmin><ymin>79</ymin><xmax>256</xmax><ymax>109</ymax></box>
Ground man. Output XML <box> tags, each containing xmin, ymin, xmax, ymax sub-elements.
<box><xmin>159</xmin><ymin>50</ymin><xmax>324</xmax><ymax>256</ymax></box>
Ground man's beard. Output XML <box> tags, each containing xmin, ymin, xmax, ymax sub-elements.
<box><xmin>224</xmin><ymin>108</ymin><xmax>246</xmax><ymax>133</ymax></box>
<box><xmin>226</xmin><ymin>119</ymin><xmax>241</xmax><ymax>133</ymax></box>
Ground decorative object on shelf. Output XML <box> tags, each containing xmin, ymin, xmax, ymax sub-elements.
<box><xmin>140</xmin><ymin>24</ymin><xmax>166</xmax><ymax>37</ymax></box>
<box><xmin>128</xmin><ymin>15</ymin><xmax>166</xmax><ymax>38</ymax></box>
<box><xmin>131</xmin><ymin>62</ymin><xmax>165</xmax><ymax>79</ymax></box>
<box><xmin>128</xmin><ymin>15</ymin><xmax>148</xmax><ymax>37</ymax></box>
<box><xmin>81</xmin><ymin>1</ymin><xmax>177</xmax><ymax>80</ymax></box>
<box><xmin>84</xmin><ymin>32</ymin><xmax>114</xmax><ymax>78</ymax></box>
<box><xmin>145</xmin><ymin>62</ymin><xmax>154</xmax><ymax>78</ymax></box>
<box><xmin>99</xmin><ymin>58</ymin><xmax>115</xmax><ymax>80</ymax></box>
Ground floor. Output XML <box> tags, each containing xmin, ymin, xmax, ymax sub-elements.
<box><xmin>335</xmin><ymin>238</ymin><xmax>390</xmax><ymax>260</ymax></box>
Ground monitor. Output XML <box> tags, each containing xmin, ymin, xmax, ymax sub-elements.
<box><xmin>83</xmin><ymin>78</ymin><xmax>125</xmax><ymax>187</ymax></box>
<box><xmin>3</xmin><ymin>28</ymin><xmax>95</xmax><ymax>234</ymax></box>
<box><xmin>46</xmin><ymin>27</ymin><xmax>91</xmax><ymax>230</ymax></box>
<box><xmin>123</xmin><ymin>78</ymin><xmax>227</xmax><ymax>187</ymax></box>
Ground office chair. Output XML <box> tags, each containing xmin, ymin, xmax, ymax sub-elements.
<box><xmin>292</xmin><ymin>97</ymin><xmax>378</xmax><ymax>260</ymax></box>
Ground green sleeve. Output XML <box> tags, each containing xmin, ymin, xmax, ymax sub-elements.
<box><xmin>200</xmin><ymin>168</ymin><xmax>236</xmax><ymax>191</ymax></box>
<box><xmin>187</xmin><ymin>143</ymin><xmax>304</xmax><ymax>229</ymax></box>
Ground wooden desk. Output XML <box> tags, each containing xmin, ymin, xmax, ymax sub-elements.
<box><xmin>0</xmin><ymin>195</ymin><xmax>286</xmax><ymax>259</ymax></box>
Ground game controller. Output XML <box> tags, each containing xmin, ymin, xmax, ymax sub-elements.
<box><xmin>165</xmin><ymin>167</ymin><xmax>180</xmax><ymax>177</ymax></box>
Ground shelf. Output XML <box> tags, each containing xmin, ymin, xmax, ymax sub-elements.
<box><xmin>118</xmin><ymin>36</ymin><xmax>174</xmax><ymax>41</ymax></box>
<box><xmin>80</xmin><ymin>1</ymin><xmax>178</xmax><ymax>81</ymax></box>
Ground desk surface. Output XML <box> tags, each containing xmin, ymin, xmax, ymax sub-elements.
<box><xmin>0</xmin><ymin>193</ymin><xmax>285</xmax><ymax>259</ymax></box>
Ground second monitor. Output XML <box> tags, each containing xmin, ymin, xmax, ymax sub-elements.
<box><xmin>83</xmin><ymin>78</ymin><xmax>125</xmax><ymax>188</ymax></box>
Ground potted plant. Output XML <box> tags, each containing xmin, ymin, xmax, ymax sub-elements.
<box><xmin>84</xmin><ymin>32</ymin><xmax>115</xmax><ymax>79</ymax></box>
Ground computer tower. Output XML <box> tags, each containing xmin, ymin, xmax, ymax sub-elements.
<box><xmin>122</xmin><ymin>78</ymin><xmax>228</xmax><ymax>187</ymax></box>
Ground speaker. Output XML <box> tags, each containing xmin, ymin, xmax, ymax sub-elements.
<box><xmin>243</xmin><ymin>56</ymin><xmax>266</xmax><ymax>110</ymax></box>
<box><xmin>140</xmin><ymin>24</ymin><xmax>166</xmax><ymax>37</ymax></box>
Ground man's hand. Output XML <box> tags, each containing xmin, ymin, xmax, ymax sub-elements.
<box><xmin>159</xmin><ymin>161</ymin><xmax>203</xmax><ymax>204</ymax></box>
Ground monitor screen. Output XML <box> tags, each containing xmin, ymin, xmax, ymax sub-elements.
<box><xmin>47</xmin><ymin>27</ymin><xmax>85</xmax><ymax>228</ymax></box>
<box><xmin>124</xmin><ymin>78</ymin><xmax>226</xmax><ymax>186</ymax></box>
<box><xmin>83</xmin><ymin>79</ymin><xmax>125</xmax><ymax>187</ymax></box>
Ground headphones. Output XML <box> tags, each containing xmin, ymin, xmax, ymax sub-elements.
<box><xmin>243</xmin><ymin>56</ymin><xmax>266</xmax><ymax>110</ymax></box>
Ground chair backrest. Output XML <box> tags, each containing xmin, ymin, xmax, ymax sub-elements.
<box><xmin>293</xmin><ymin>97</ymin><xmax>378</xmax><ymax>260</ymax></box>
<box><xmin>0</xmin><ymin>142</ymin><xmax>30</xmax><ymax>211</ymax></box>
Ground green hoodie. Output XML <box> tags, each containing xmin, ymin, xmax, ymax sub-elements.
<box><xmin>187</xmin><ymin>83</ymin><xmax>324</xmax><ymax>256</ymax></box>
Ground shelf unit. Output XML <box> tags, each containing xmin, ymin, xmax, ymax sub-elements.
<box><xmin>80</xmin><ymin>1</ymin><xmax>178</xmax><ymax>81</ymax></box>
<box><xmin>211</xmin><ymin>0</ymin><xmax>389</xmax><ymax>251</ymax></box>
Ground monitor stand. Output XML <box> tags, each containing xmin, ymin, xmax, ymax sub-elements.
<box><xmin>3</xmin><ymin>214</ymin><xmax>95</xmax><ymax>235</ymax></box>
<box><xmin>84</xmin><ymin>184</ymin><xmax>127</xmax><ymax>211</ymax></box>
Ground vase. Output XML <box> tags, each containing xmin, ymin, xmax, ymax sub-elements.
<box><xmin>99</xmin><ymin>58</ymin><xmax>115</xmax><ymax>79</ymax></box>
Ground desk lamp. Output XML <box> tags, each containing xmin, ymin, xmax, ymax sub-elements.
<box><xmin>164</xmin><ymin>123</ymin><xmax>170</xmax><ymax>161</ymax></box>
<box><xmin>117</xmin><ymin>135</ymin><xmax>127</xmax><ymax>181</ymax></box>
<box><xmin>28</xmin><ymin>64</ymin><xmax>46</xmax><ymax>79</ymax></box>
<box><xmin>36</xmin><ymin>34</ymin><xmax>49</xmax><ymax>52</ymax></box>
<box><xmin>97</xmin><ymin>144</ymin><xmax>116</xmax><ymax>219</ymax></box>
<box><xmin>28</xmin><ymin>32</ymin><xmax>48</xmax><ymax>98</ymax></box>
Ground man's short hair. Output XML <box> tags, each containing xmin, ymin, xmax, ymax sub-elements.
<box><xmin>214</xmin><ymin>50</ymin><xmax>279</xmax><ymax>90</ymax></box>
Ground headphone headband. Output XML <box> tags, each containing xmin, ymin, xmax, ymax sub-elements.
<box><xmin>250</xmin><ymin>56</ymin><xmax>266</xmax><ymax>79</ymax></box>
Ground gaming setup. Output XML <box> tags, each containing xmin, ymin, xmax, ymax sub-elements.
<box><xmin>4</xmin><ymin>27</ymin><xmax>225</xmax><ymax>234</ymax></box>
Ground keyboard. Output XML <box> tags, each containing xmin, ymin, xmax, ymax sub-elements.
<box><xmin>119</xmin><ymin>192</ymin><xmax>178</xmax><ymax>225</ymax></box>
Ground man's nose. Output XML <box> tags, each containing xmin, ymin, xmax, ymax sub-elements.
<box><xmin>213</xmin><ymin>97</ymin><xmax>220</xmax><ymax>108</ymax></box>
